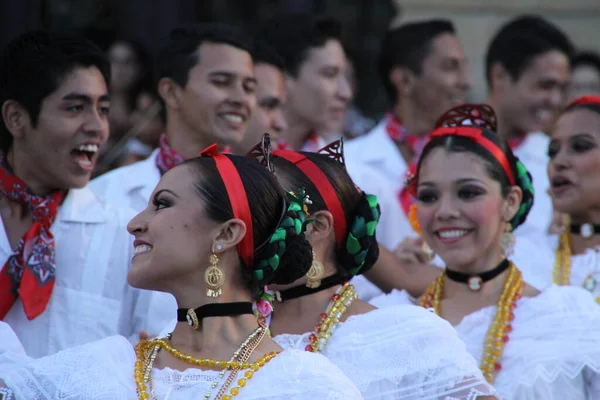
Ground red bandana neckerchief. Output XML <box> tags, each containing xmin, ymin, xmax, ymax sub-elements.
<box><xmin>155</xmin><ymin>133</ymin><xmax>231</xmax><ymax>175</ymax></box>
<box><xmin>385</xmin><ymin>114</ymin><xmax>431</xmax><ymax>215</ymax></box>
<box><xmin>0</xmin><ymin>153</ymin><xmax>65</xmax><ymax>320</ymax></box>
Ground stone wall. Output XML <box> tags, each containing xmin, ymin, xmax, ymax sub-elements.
<box><xmin>394</xmin><ymin>0</ymin><xmax>600</xmax><ymax>101</ymax></box>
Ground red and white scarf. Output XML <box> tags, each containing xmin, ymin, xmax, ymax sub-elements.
<box><xmin>0</xmin><ymin>153</ymin><xmax>65</xmax><ymax>320</ymax></box>
<box><xmin>155</xmin><ymin>133</ymin><xmax>231</xmax><ymax>175</ymax></box>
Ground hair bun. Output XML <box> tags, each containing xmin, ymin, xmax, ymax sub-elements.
<box><xmin>251</xmin><ymin>200</ymin><xmax>312</xmax><ymax>294</ymax></box>
<box><xmin>510</xmin><ymin>157</ymin><xmax>534</xmax><ymax>230</ymax></box>
<box><xmin>336</xmin><ymin>192</ymin><xmax>381</xmax><ymax>276</ymax></box>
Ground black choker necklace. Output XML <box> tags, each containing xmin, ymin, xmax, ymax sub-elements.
<box><xmin>177</xmin><ymin>302</ymin><xmax>254</xmax><ymax>330</ymax></box>
<box><xmin>277</xmin><ymin>274</ymin><xmax>346</xmax><ymax>302</ymax></box>
<box><xmin>570</xmin><ymin>223</ymin><xmax>600</xmax><ymax>238</ymax></box>
<box><xmin>445</xmin><ymin>259</ymin><xmax>510</xmax><ymax>292</ymax></box>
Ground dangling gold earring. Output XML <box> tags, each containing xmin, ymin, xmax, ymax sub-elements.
<box><xmin>306</xmin><ymin>250</ymin><xmax>325</xmax><ymax>289</ymax></box>
<box><xmin>205</xmin><ymin>251</ymin><xmax>225</xmax><ymax>298</ymax></box>
<box><xmin>501</xmin><ymin>222</ymin><xmax>515</xmax><ymax>259</ymax></box>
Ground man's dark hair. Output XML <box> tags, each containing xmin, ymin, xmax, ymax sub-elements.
<box><xmin>253</xmin><ymin>39</ymin><xmax>285</xmax><ymax>72</ymax></box>
<box><xmin>155</xmin><ymin>23</ymin><xmax>254</xmax><ymax>121</ymax></box>
<box><xmin>156</xmin><ymin>23</ymin><xmax>253</xmax><ymax>89</ymax></box>
<box><xmin>485</xmin><ymin>15</ymin><xmax>574</xmax><ymax>88</ymax></box>
<box><xmin>378</xmin><ymin>19</ymin><xmax>455</xmax><ymax>105</ymax></box>
<box><xmin>257</xmin><ymin>14</ymin><xmax>342</xmax><ymax>77</ymax></box>
<box><xmin>0</xmin><ymin>31</ymin><xmax>110</xmax><ymax>153</ymax></box>
<box><xmin>571</xmin><ymin>51</ymin><xmax>600</xmax><ymax>74</ymax></box>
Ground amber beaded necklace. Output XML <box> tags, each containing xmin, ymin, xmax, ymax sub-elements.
<box><xmin>134</xmin><ymin>318</ymin><xmax>279</xmax><ymax>400</ymax></box>
<box><xmin>305</xmin><ymin>282</ymin><xmax>358</xmax><ymax>353</ymax></box>
<box><xmin>420</xmin><ymin>262</ymin><xmax>523</xmax><ymax>384</ymax></box>
<box><xmin>553</xmin><ymin>229</ymin><xmax>572</xmax><ymax>286</ymax></box>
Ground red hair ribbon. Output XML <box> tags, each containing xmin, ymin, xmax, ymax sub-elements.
<box><xmin>273</xmin><ymin>149</ymin><xmax>346</xmax><ymax>246</ymax></box>
<box><xmin>200</xmin><ymin>145</ymin><xmax>254</xmax><ymax>269</ymax></box>
<box><xmin>566</xmin><ymin>95</ymin><xmax>600</xmax><ymax>110</ymax></box>
<box><xmin>430</xmin><ymin>127</ymin><xmax>516</xmax><ymax>186</ymax></box>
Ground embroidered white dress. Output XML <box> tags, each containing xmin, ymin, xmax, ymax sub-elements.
<box><xmin>372</xmin><ymin>286</ymin><xmax>600</xmax><ymax>399</ymax></box>
<box><xmin>272</xmin><ymin>306</ymin><xmax>497</xmax><ymax>399</ymax></box>
<box><xmin>0</xmin><ymin>335</ymin><xmax>364</xmax><ymax>399</ymax></box>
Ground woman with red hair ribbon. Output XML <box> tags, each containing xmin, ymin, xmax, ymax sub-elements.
<box><xmin>373</xmin><ymin>103</ymin><xmax>600</xmax><ymax>399</ymax></box>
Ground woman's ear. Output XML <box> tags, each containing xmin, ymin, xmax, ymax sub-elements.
<box><xmin>503</xmin><ymin>186</ymin><xmax>523</xmax><ymax>222</ymax></box>
<box><xmin>304</xmin><ymin>210</ymin><xmax>335</xmax><ymax>242</ymax></box>
<box><xmin>213</xmin><ymin>219</ymin><xmax>247</xmax><ymax>253</ymax></box>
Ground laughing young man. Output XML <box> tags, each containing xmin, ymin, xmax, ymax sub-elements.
<box><xmin>0</xmin><ymin>31</ymin><xmax>153</xmax><ymax>357</ymax></box>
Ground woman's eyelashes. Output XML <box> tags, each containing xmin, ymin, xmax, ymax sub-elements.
<box><xmin>416</xmin><ymin>189</ymin><xmax>437</xmax><ymax>204</ymax></box>
<box><xmin>416</xmin><ymin>185</ymin><xmax>484</xmax><ymax>204</ymax></box>
<box><xmin>152</xmin><ymin>196</ymin><xmax>171</xmax><ymax>211</ymax></box>
<box><xmin>458</xmin><ymin>186</ymin><xmax>484</xmax><ymax>200</ymax></box>
<box><xmin>548</xmin><ymin>136</ymin><xmax>597</xmax><ymax>158</ymax></box>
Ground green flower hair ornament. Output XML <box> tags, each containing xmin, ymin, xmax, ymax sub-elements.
<box><xmin>345</xmin><ymin>194</ymin><xmax>381</xmax><ymax>276</ymax></box>
<box><xmin>252</xmin><ymin>189</ymin><xmax>309</xmax><ymax>291</ymax></box>
<box><xmin>509</xmin><ymin>159</ymin><xmax>534</xmax><ymax>230</ymax></box>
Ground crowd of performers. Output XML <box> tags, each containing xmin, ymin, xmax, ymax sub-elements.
<box><xmin>1</xmin><ymin>12</ymin><xmax>600</xmax><ymax>400</ymax></box>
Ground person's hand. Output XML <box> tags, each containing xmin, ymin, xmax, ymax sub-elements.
<box><xmin>394</xmin><ymin>237</ymin><xmax>434</xmax><ymax>265</ymax></box>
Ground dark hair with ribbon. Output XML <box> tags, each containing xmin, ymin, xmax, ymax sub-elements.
<box><xmin>183</xmin><ymin>143</ymin><xmax>312</xmax><ymax>298</ymax></box>
<box><xmin>270</xmin><ymin>140</ymin><xmax>381</xmax><ymax>277</ymax></box>
<box><xmin>564</xmin><ymin>95</ymin><xmax>600</xmax><ymax>116</ymax></box>
<box><xmin>414</xmin><ymin>104</ymin><xmax>535</xmax><ymax>231</ymax></box>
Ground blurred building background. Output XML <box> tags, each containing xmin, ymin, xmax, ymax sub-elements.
<box><xmin>1</xmin><ymin>0</ymin><xmax>599</xmax><ymax>119</ymax></box>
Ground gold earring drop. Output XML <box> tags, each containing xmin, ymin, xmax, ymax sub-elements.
<box><xmin>306</xmin><ymin>250</ymin><xmax>325</xmax><ymax>289</ymax></box>
<box><xmin>205</xmin><ymin>252</ymin><xmax>225</xmax><ymax>298</ymax></box>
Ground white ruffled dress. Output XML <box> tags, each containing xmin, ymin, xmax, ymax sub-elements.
<box><xmin>372</xmin><ymin>285</ymin><xmax>600</xmax><ymax>399</ymax></box>
<box><xmin>272</xmin><ymin>305</ymin><xmax>498</xmax><ymax>399</ymax></box>
<box><xmin>0</xmin><ymin>331</ymin><xmax>363</xmax><ymax>399</ymax></box>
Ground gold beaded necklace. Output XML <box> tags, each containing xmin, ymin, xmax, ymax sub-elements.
<box><xmin>553</xmin><ymin>229</ymin><xmax>572</xmax><ymax>286</ymax></box>
<box><xmin>305</xmin><ymin>282</ymin><xmax>358</xmax><ymax>353</ymax></box>
<box><xmin>134</xmin><ymin>320</ymin><xmax>279</xmax><ymax>400</ymax></box>
<box><xmin>420</xmin><ymin>263</ymin><xmax>523</xmax><ymax>384</ymax></box>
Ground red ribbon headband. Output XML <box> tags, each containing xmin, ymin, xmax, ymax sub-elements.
<box><xmin>430</xmin><ymin>127</ymin><xmax>516</xmax><ymax>186</ymax></box>
<box><xmin>274</xmin><ymin>150</ymin><xmax>346</xmax><ymax>246</ymax></box>
<box><xmin>201</xmin><ymin>144</ymin><xmax>254</xmax><ymax>268</ymax></box>
<box><xmin>566</xmin><ymin>95</ymin><xmax>600</xmax><ymax>110</ymax></box>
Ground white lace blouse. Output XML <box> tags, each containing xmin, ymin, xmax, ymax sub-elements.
<box><xmin>372</xmin><ymin>286</ymin><xmax>600</xmax><ymax>399</ymax></box>
<box><xmin>0</xmin><ymin>334</ymin><xmax>363</xmax><ymax>399</ymax></box>
<box><xmin>513</xmin><ymin>234</ymin><xmax>600</xmax><ymax>300</ymax></box>
<box><xmin>272</xmin><ymin>306</ymin><xmax>497</xmax><ymax>399</ymax></box>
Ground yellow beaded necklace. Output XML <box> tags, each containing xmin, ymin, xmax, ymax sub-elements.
<box><xmin>553</xmin><ymin>229</ymin><xmax>572</xmax><ymax>286</ymax></box>
<box><xmin>305</xmin><ymin>282</ymin><xmax>358</xmax><ymax>353</ymax></box>
<box><xmin>553</xmin><ymin>228</ymin><xmax>600</xmax><ymax>303</ymax></box>
<box><xmin>134</xmin><ymin>323</ymin><xmax>279</xmax><ymax>400</ymax></box>
<box><xmin>420</xmin><ymin>263</ymin><xmax>523</xmax><ymax>384</ymax></box>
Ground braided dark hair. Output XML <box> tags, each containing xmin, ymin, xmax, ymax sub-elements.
<box><xmin>273</xmin><ymin>152</ymin><xmax>381</xmax><ymax>277</ymax></box>
<box><xmin>183</xmin><ymin>155</ymin><xmax>312</xmax><ymax>298</ymax></box>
